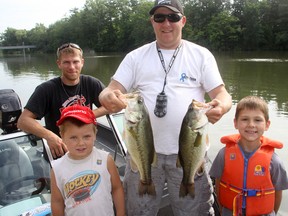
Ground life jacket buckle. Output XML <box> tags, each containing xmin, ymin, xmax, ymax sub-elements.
<box><xmin>243</xmin><ymin>189</ymin><xmax>257</xmax><ymax>197</ymax></box>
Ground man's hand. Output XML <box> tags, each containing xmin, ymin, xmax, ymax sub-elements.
<box><xmin>206</xmin><ymin>99</ymin><xmax>226</xmax><ymax>124</ymax></box>
<box><xmin>17</xmin><ymin>109</ymin><xmax>68</xmax><ymax>158</ymax></box>
<box><xmin>207</xmin><ymin>85</ymin><xmax>232</xmax><ymax>124</ymax></box>
<box><xmin>46</xmin><ymin>133</ymin><xmax>67</xmax><ymax>158</ymax></box>
<box><xmin>99</xmin><ymin>80</ymin><xmax>127</xmax><ymax>113</ymax></box>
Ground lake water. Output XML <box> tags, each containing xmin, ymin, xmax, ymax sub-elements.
<box><xmin>1</xmin><ymin>51</ymin><xmax>288</xmax><ymax>215</ymax></box>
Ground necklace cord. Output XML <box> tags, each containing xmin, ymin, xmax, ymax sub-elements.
<box><xmin>156</xmin><ymin>43</ymin><xmax>182</xmax><ymax>93</ymax></box>
<box><xmin>61</xmin><ymin>79</ymin><xmax>81</xmax><ymax>98</ymax></box>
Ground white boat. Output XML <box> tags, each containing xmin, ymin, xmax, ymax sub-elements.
<box><xmin>0</xmin><ymin>89</ymin><xmax>174</xmax><ymax>216</ymax></box>
<box><xmin>0</xmin><ymin>89</ymin><xmax>220</xmax><ymax>216</ymax></box>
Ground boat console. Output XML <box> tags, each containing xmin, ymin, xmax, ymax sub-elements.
<box><xmin>0</xmin><ymin>89</ymin><xmax>22</xmax><ymax>135</ymax></box>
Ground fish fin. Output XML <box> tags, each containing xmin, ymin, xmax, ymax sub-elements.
<box><xmin>138</xmin><ymin>180</ymin><xmax>156</xmax><ymax>196</ymax></box>
<box><xmin>196</xmin><ymin>161</ymin><xmax>205</xmax><ymax>176</ymax></box>
<box><xmin>151</xmin><ymin>152</ymin><xmax>158</xmax><ymax>167</ymax></box>
<box><xmin>179</xmin><ymin>182</ymin><xmax>195</xmax><ymax>198</ymax></box>
<box><xmin>187</xmin><ymin>183</ymin><xmax>195</xmax><ymax>198</ymax></box>
<box><xmin>130</xmin><ymin>159</ymin><xmax>139</xmax><ymax>173</ymax></box>
<box><xmin>194</xmin><ymin>132</ymin><xmax>203</xmax><ymax>147</ymax></box>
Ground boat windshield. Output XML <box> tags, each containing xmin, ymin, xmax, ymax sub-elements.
<box><xmin>0</xmin><ymin>133</ymin><xmax>51</xmax><ymax>216</ymax></box>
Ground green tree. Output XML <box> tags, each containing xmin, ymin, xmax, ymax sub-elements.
<box><xmin>206</xmin><ymin>11</ymin><xmax>240</xmax><ymax>50</ymax></box>
<box><xmin>183</xmin><ymin>0</ymin><xmax>231</xmax><ymax>47</ymax></box>
<box><xmin>1</xmin><ymin>0</ymin><xmax>287</xmax><ymax>52</ymax></box>
<box><xmin>117</xmin><ymin>0</ymin><xmax>154</xmax><ymax>51</ymax></box>
<box><xmin>27</xmin><ymin>24</ymin><xmax>48</xmax><ymax>52</ymax></box>
<box><xmin>274</xmin><ymin>0</ymin><xmax>288</xmax><ymax>49</ymax></box>
<box><xmin>1</xmin><ymin>28</ymin><xmax>28</xmax><ymax>46</ymax></box>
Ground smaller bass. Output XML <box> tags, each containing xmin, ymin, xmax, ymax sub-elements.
<box><xmin>177</xmin><ymin>99</ymin><xmax>211</xmax><ymax>198</ymax></box>
<box><xmin>123</xmin><ymin>92</ymin><xmax>157</xmax><ymax>196</ymax></box>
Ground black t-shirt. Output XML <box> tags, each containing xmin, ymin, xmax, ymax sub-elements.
<box><xmin>24</xmin><ymin>75</ymin><xmax>105</xmax><ymax>136</ymax></box>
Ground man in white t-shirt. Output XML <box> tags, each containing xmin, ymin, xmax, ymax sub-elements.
<box><xmin>99</xmin><ymin>0</ymin><xmax>232</xmax><ymax>215</ymax></box>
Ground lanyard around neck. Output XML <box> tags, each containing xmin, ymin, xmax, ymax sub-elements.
<box><xmin>156</xmin><ymin>42</ymin><xmax>182</xmax><ymax>92</ymax></box>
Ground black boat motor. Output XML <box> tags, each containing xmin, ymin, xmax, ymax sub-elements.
<box><xmin>0</xmin><ymin>89</ymin><xmax>22</xmax><ymax>134</ymax></box>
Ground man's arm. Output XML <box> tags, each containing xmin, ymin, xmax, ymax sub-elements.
<box><xmin>17</xmin><ymin>109</ymin><xmax>67</xmax><ymax>158</ymax></box>
<box><xmin>207</xmin><ymin>85</ymin><xmax>232</xmax><ymax>124</ymax></box>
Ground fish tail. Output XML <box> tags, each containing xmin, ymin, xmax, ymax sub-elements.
<box><xmin>138</xmin><ymin>180</ymin><xmax>156</xmax><ymax>196</ymax></box>
<box><xmin>179</xmin><ymin>182</ymin><xmax>195</xmax><ymax>198</ymax></box>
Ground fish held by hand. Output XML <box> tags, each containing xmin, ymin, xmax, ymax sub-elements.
<box><xmin>177</xmin><ymin>99</ymin><xmax>211</xmax><ymax>198</ymax></box>
<box><xmin>123</xmin><ymin>92</ymin><xmax>157</xmax><ymax>196</ymax></box>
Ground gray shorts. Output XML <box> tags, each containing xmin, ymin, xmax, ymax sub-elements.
<box><xmin>123</xmin><ymin>153</ymin><xmax>214</xmax><ymax>216</ymax></box>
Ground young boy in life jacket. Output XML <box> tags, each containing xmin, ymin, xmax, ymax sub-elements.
<box><xmin>50</xmin><ymin>105</ymin><xmax>125</xmax><ymax>216</ymax></box>
<box><xmin>209</xmin><ymin>96</ymin><xmax>288</xmax><ymax>216</ymax></box>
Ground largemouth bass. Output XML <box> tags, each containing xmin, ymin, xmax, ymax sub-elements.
<box><xmin>123</xmin><ymin>92</ymin><xmax>157</xmax><ymax>196</ymax></box>
<box><xmin>177</xmin><ymin>99</ymin><xmax>211</xmax><ymax>198</ymax></box>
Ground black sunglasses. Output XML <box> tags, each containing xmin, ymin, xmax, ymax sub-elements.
<box><xmin>57</xmin><ymin>43</ymin><xmax>82</xmax><ymax>56</ymax></box>
<box><xmin>153</xmin><ymin>13</ymin><xmax>183</xmax><ymax>23</ymax></box>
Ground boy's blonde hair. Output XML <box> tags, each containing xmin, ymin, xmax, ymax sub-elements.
<box><xmin>235</xmin><ymin>96</ymin><xmax>269</xmax><ymax>121</ymax></box>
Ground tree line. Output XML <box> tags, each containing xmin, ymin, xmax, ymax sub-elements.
<box><xmin>0</xmin><ymin>0</ymin><xmax>287</xmax><ymax>53</ymax></box>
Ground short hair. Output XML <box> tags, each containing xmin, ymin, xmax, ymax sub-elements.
<box><xmin>56</xmin><ymin>43</ymin><xmax>83</xmax><ymax>59</ymax></box>
<box><xmin>235</xmin><ymin>96</ymin><xmax>269</xmax><ymax>121</ymax></box>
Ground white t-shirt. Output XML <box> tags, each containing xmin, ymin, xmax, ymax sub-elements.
<box><xmin>52</xmin><ymin>147</ymin><xmax>114</xmax><ymax>216</ymax></box>
<box><xmin>113</xmin><ymin>40</ymin><xmax>223</xmax><ymax>154</ymax></box>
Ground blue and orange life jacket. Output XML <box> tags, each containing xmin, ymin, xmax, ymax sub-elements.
<box><xmin>219</xmin><ymin>134</ymin><xmax>283</xmax><ymax>216</ymax></box>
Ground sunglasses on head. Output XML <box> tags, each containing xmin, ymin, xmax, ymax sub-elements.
<box><xmin>57</xmin><ymin>43</ymin><xmax>82</xmax><ymax>56</ymax></box>
<box><xmin>153</xmin><ymin>13</ymin><xmax>183</xmax><ymax>23</ymax></box>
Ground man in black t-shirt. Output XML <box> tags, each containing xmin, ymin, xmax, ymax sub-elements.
<box><xmin>17</xmin><ymin>43</ymin><xmax>108</xmax><ymax>159</ymax></box>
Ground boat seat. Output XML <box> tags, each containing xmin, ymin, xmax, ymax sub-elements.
<box><xmin>0</xmin><ymin>139</ymin><xmax>34</xmax><ymax>189</ymax></box>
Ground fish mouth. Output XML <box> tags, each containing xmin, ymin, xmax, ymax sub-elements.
<box><xmin>192</xmin><ymin>100</ymin><xmax>212</xmax><ymax>109</ymax></box>
<box><xmin>125</xmin><ymin>94</ymin><xmax>137</xmax><ymax>99</ymax></box>
<box><xmin>127</xmin><ymin>119</ymin><xmax>137</xmax><ymax>124</ymax></box>
<box><xmin>125</xmin><ymin>91</ymin><xmax>141</xmax><ymax>98</ymax></box>
<box><xmin>191</xmin><ymin>100</ymin><xmax>213</xmax><ymax>114</ymax></box>
<box><xmin>124</xmin><ymin>92</ymin><xmax>145</xmax><ymax>108</ymax></box>
<box><xmin>123</xmin><ymin>92</ymin><xmax>142</xmax><ymax>105</ymax></box>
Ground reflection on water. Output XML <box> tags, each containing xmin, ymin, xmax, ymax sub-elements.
<box><xmin>1</xmin><ymin>51</ymin><xmax>288</xmax><ymax>215</ymax></box>
<box><xmin>234</xmin><ymin>58</ymin><xmax>288</xmax><ymax>62</ymax></box>
<box><xmin>2</xmin><ymin>52</ymin><xmax>288</xmax><ymax>116</ymax></box>
<box><xmin>215</xmin><ymin>51</ymin><xmax>288</xmax><ymax>116</ymax></box>
<box><xmin>84</xmin><ymin>53</ymin><xmax>124</xmax><ymax>85</ymax></box>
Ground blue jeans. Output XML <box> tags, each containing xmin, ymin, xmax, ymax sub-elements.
<box><xmin>123</xmin><ymin>153</ymin><xmax>214</xmax><ymax>216</ymax></box>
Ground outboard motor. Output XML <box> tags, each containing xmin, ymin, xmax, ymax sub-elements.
<box><xmin>0</xmin><ymin>89</ymin><xmax>22</xmax><ymax>134</ymax></box>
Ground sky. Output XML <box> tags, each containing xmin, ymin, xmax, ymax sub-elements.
<box><xmin>0</xmin><ymin>0</ymin><xmax>86</xmax><ymax>34</ymax></box>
